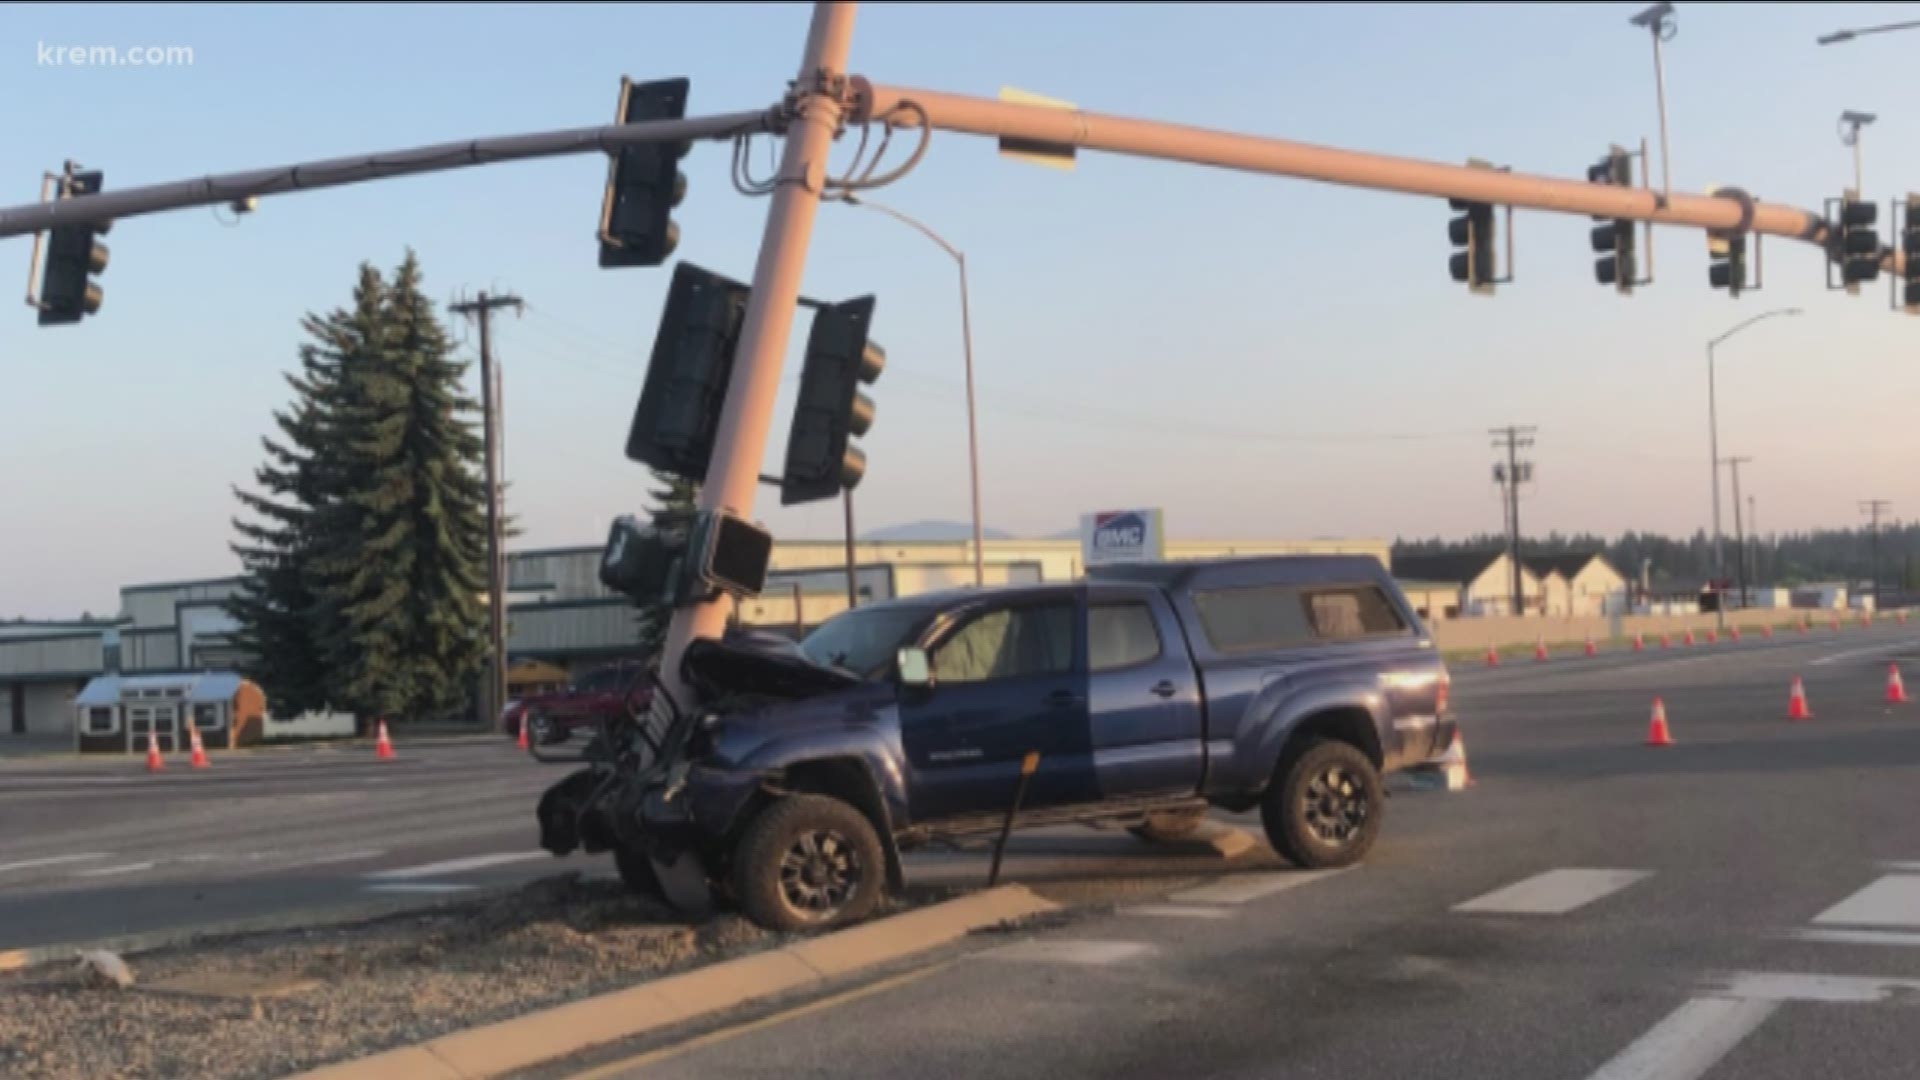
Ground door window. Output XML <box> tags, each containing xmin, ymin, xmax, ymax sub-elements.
<box><xmin>1090</xmin><ymin>603</ymin><xmax>1162</xmax><ymax>672</ymax></box>
<box><xmin>933</xmin><ymin>603</ymin><xmax>1076</xmax><ymax>684</ymax></box>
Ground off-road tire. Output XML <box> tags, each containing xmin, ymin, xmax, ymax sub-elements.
<box><xmin>1127</xmin><ymin>808</ymin><xmax>1209</xmax><ymax>844</ymax></box>
<box><xmin>732</xmin><ymin>794</ymin><xmax>885</xmax><ymax>932</ymax></box>
<box><xmin>1260</xmin><ymin>739</ymin><xmax>1383</xmax><ymax>869</ymax></box>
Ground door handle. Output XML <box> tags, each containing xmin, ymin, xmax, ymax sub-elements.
<box><xmin>1150</xmin><ymin>680</ymin><xmax>1177</xmax><ymax>699</ymax></box>
<box><xmin>1045</xmin><ymin>689</ymin><xmax>1084</xmax><ymax>709</ymax></box>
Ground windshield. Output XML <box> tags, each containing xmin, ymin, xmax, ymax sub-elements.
<box><xmin>799</xmin><ymin>606</ymin><xmax>932</xmax><ymax>679</ymax></box>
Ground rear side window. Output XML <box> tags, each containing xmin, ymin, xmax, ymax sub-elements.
<box><xmin>1090</xmin><ymin>603</ymin><xmax>1162</xmax><ymax>672</ymax></box>
<box><xmin>1194</xmin><ymin>583</ymin><xmax>1408</xmax><ymax>653</ymax></box>
<box><xmin>1193</xmin><ymin>585</ymin><xmax>1315</xmax><ymax>653</ymax></box>
<box><xmin>1305</xmin><ymin>585</ymin><xmax>1408</xmax><ymax>640</ymax></box>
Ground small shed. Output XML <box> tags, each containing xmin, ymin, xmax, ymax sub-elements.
<box><xmin>73</xmin><ymin>672</ymin><xmax>266</xmax><ymax>754</ymax></box>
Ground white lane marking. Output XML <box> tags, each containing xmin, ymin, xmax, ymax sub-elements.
<box><xmin>1811</xmin><ymin>640</ymin><xmax>1920</xmax><ymax>667</ymax></box>
<box><xmin>1791</xmin><ymin>928</ymin><xmax>1920</xmax><ymax>948</ymax></box>
<box><xmin>0</xmin><ymin>853</ymin><xmax>110</xmax><ymax>876</ymax></box>
<box><xmin>1584</xmin><ymin>996</ymin><xmax>1778</xmax><ymax>1080</ymax></box>
<box><xmin>1709</xmin><ymin>970</ymin><xmax>1920</xmax><ymax>1003</ymax></box>
<box><xmin>983</xmin><ymin>940</ymin><xmax>1153</xmax><ymax>965</ymax></box>
<box><xmin>364</xmin><ymin>882</ymin><xmax>474</xmax><ymax>895</ymax></box>
<box><xmin>1878</xmin><ymin>861</ymin><xmax>1920</xmax><ymax>873</ymax></box>
<box><xmin>362</xmin><ymin>851</ymin><xmax>547</xmax><ymax>880</ymax></box>
<box><xmin>73</xmin><ymin>861</ymin><xmax>157</xmax><ymax>878</ymax></box>
<box><xmin>1453</xmin><ymin>868</ymin><xmax>1651</xmax><ymax>915</ymax></box>
<box><xmin>1125</xmin><ymin>904</ymin><xmax>1235</xmax><ymax>920</ymax></box>
<box><xmin>1169</xmin><ymin>868</ymin><xmax>1348</xmax><ymax>905</ymax></box>
<box><xmin>285</xmin><ymin>849</ymin><xmax>386</xmax><ymax>870</ymax></box>
<box><xmin>1813</xmin><ymin>875</ymin><xmax>1920</xmax><ymax>928</ymax></box>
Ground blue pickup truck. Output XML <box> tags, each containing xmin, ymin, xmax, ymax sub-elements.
<box><xmin>537</xmin><ymin>555</ymin><xmax>1454</xmax><ymax>931</ymax></box>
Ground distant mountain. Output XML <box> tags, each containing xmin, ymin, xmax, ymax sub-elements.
<box><xmin>862</xmin><ymin>520</ymin><xmax>1017</xmax><ymax>542</ymax></box>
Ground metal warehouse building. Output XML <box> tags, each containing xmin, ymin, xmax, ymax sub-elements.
<box><xmin>3</xmin><ymin>535</ymin><xmax>1386</xmax><ymax>739</ymax></box>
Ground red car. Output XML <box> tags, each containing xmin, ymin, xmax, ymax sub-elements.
<box><xmin>503</xmin><ymin>661</ymin><xmax>650</xmax><ymax>746</ymax></box>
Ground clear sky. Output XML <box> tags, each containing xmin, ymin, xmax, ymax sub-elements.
<box><xmin>3</xmin><ymin>2</ymin><xmax>1916</xmax><ymax>616</ymax></box>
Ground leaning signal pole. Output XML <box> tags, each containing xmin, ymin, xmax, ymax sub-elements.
<box><xmin>450</xmin><ymin>290</ymin><xmax>523</xmax><ymax>730</ymax></box>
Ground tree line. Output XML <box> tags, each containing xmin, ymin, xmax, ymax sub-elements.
<box><xmin>1395</xmin><ymin>524</ymin><xmax>1920</xmax><ymax>589</ymax></box>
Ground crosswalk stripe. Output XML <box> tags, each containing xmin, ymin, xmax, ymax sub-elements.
<box><xmin>1813</xmin><ymin>874</ymin><xmax>1920</xmax><ymax>928</ymax></box>
<box><xmin>1169</xmin><ymin>868</ymin><xmax>1348</xmax><ymax>905</ymax></box>
<box><xmin>1454</xmin><ymin>868</ymin><xmax>1651</xmax><ymax>915</ymax></box>
<box><xmin>1584</xmin><ymin>996</ymin><xmax>1778</xmax><ymax>1080</ymax></box>
<box><xmin>1790</xmin><ymin>928</ymin><xmax>1920</xmax><ymax>948</ymax></box>
<box><xmin>363</xmin><ymin>851</ymin><xmax>547</xmax><ymax>880</ymax></box>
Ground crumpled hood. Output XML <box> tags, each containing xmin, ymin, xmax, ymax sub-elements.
<box><xmin>682</xmin><ymin>631</ymin><xmax>861</xmax><ymax>701</ymax></box>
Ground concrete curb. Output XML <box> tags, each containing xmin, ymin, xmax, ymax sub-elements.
<box><xmin>284</xmin><ymin>885</ymin><xmax>1059</xmax><ymax>1080</ymax></box>
<box><xmin>0</xmin><ymin>881</ymin><xmax>527</xmax><ymax>975</ymax></box>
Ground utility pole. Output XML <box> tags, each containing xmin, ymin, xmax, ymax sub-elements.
<box><xmin>1491</xmin><ymin>425</ymin><xmax>1537</xmax><ymax>616</ymax></box>
<box><xmin>842</xmin><ymin>488</ymin><xmax>859</xmax><ymax>610</ymax></box>
<box><xmin>450</xmin><ymin>290</ymin><xmax>522</xmax><ymax>732</ymax></box>
<box><xmin>1861</xmin><ymin>499</ymin><xmax>1892</xmax><ymax>611</ymax></box>
<box><xmin>1748</xmin><ymin>493</ymin><xmax>1761</xmax><ymax>593</ymax></box>
<box><xmin>1723</xmin><ymin>456</ymin><xmax>1752</xmax><ymax>609</ymax></box>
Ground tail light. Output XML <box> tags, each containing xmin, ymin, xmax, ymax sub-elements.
<box><xmin>1436</xmin><ymin>668</ymin><xmax>1451</xmax><ymax>715</ymax></box>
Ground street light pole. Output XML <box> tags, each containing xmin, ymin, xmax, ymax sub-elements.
<box><xmin>835</xmin><ymin>194</ymin><xmax>986</xmax><ymax>587</ymax></box>
<box><xmin>1818</xmin><ymin>18</ymin><xmax>1920</xmax><ymax>46</ymax></box>
<box><xmin>1705</xmin><ymin>308</ymin><xmax>1800</xmax><ymax>617</ymax></box>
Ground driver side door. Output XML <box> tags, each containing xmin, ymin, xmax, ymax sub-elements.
<box><xmin>898</xmin><ymin>595</ymin><xmax>1094</xmax><ymax>823</ymax></box>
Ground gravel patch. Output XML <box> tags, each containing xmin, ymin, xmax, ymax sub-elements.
<box><xmin>0</xmin><ymin>872</ymin><xmax>805</xmax><ymax>1080</ymax></box>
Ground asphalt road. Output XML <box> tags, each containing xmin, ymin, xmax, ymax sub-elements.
<box><xmin>546</xmin><ymin>621</ymin><xmax>1920</xmax><ymax>1080</ymax></box>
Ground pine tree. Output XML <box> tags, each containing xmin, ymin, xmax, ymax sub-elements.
<box><xmin>634</xmin><ymin>469</ymin><xmax>701</xmax><ymax>659</ymax></box>
<box><xmin>315</xmin><ymin>251</ymin><xmax>489</xmax><ymax>722</ymax></box>
<box><xmin>228</xmin><ymin>265</ymin><xmax>387</xmax><ymax>717</ymax></box>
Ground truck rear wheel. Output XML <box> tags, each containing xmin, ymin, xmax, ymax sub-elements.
<box><xmin>1128</xmin><ymin>808</ymin><xmax>1208</xmax><ymax>844</ymax></box>
<box><xmin>1260</xmin><ymin>739</ymin><xmax>1382</xmax><ymax>869</ymax></box>
<box><xmin>732</xmin><ymin>794</ymin><xmax>885</xmax><ymax>932</ymax></box>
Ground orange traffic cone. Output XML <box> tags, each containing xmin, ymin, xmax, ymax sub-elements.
<box><xmin>1660</xmin><ymin>632</ymin><xmax>1672</xmax><ymax>649</ymax></box>
<box><xmin>1633</xmin><ymin>633</ymin><xmax>1645</xmax><ymax>652</ymax></box>
<box><xmin>1684</xmin><ymin>629</ymin><xmax>1696</xmax><ymax>647</ymax></box>
<box><xmin>1534</xmin><ymin>638</ymin><xmax>1549</xmax><ymax>662</ymax></box>
<box><xmin>1584</xmin><ymin>636</ymin><xmax>1598</xmax><ymax>657</ymax></box>
<box><xmin>1799</xmin><ymin>617</ymin><xmax>1810</xmax><ymax>634</ymax></box>
<box><xmin>516</xmin><ymin>713</ymin><xmax>530</xmax><ymax>752</ymax></box>
<box><xmin>1900</xmin><ymin>611</ymin><xmax>1910</xmax><ymax>626</ymax></box>
<box><xmin>1647</xmin><ymin>698</ymin><xmax>1674</xmax><ymax>747</ymax></box>
<box><xmin>1831</xmin><ymin>615</ymin><xmax>1842</xmax><ymax>631</ymax></box>
<box><xmin>375</xmin><ymin>719</ymin><xmax>396</xmax><ymax>761</ymax></box>
<box><xmin>1485</xmin><ymin>645</ymin><xmax>1500</xmax><ymax>668</ymax></box>
<box><xmin>1888</xmin><ymin>664</ymin><xmax>1910</xmax><ymax>705</ymax></box>
<box><xmin>145</xmin><ymin>737</ymin><xmax>165</xmax><ymax>773</ymax></box>
<box><xmin>188</xmin><ymin>725</ymin><xmax>209</xmax><ymax>769</ymax></box>
<box><xmin>1436</xmin><ymin>733</ymin><xmax>1472</xmax><ymax>790</ymax></box>
<box><xmin>1729</xmin><ymin>627</ymin><xmax>1742</xmax><ymax>642</ymax></box>
<box><xmin>1705</xmin><ymin>628</ymin><xmax>1719</xmax><ymax>644</ymax></box>
<box><xmin>1763</xmin><ymin>624</ymin><xmax>1775</xmax><ymax>639</ymax></box>
<box><xmin>1788</xmin><ymin>677</ymin><xmax>1813</xmax><ymax>721</ymax></box>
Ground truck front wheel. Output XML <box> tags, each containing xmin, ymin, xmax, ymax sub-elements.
<box><xmin>732</xmin><ymin>794</ymin><xmax>885</xmax><ymax>932</ymax></box>
<box><xmin>1260</xmin><ymin>739</ymin><xmax>1382</xmax><ymax>869</ymax></box>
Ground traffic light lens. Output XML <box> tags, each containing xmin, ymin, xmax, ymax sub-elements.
<box><xmin>1595</xmin><ymin>258</ymin><xmax>1618</xmax><ymax>285</ymax></box>
<box><xmin>1844</xmin><ymin>232</ymin><xmax>1881</xmax><ymax>256</ymax></box>
<box><xmin>1842</xmin><ymin>201</ymin><xmax>1879</xmax><ymax>227</ymax></box>
<box><xmin>1590</xmin><ymin>224</ymin><xmax>1617</xmax><ymax>253</ymax></box>
<box><xmin>1448</xmin><ymin>216</ymin><xmax>1472</xmax><ymax>246</ymax></box>
<box><xmin>1448</xmin><ymin>252</ymin><xmax>1470</xmax><ymax>283</ymax></box>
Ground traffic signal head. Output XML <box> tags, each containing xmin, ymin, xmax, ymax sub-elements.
<box><xmin>626</xmin><ymin>262</ymin><xmax>751</xmax><ymax>482</ymax></box>
<box><xmin>598</xmin><ymin>77</ymin><xmax>690</xmax><ymax>269</ymax></box>
<box><xmin>1836</xmin><ymin>197</ymin><xmax>1882</xmax><ymax>286</ymax></box>
<box><xmin>1586</xmin><ymin>149</ymin><xmax>1635</xmax><ymax>293</ymax></box>
<box><xmin>1902</xmin><ymin>194</ymin><xmax>1920</xmax><ymax>312</ymax></box>
<box><xmin>781</xmin><ymin>296</ymin><xmax>884</xmax><ymax>506</ymax></box>
<box><xmin>1447</xmin><ymin>199</ymin><xmax>1496</xmax><ymax>291</ymax></box>
<box><xmin>37</xmin><ymin>170</ymin><xmax>109</xmax><ymax>326</ymax></box>
<box><xmin>1707</xmin><ymin>233</ymin><xmax>1747</xmax><ymax>296</ymax></box>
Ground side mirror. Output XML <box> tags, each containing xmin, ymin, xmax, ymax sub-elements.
<box><xmin>897</xmin><ymin>647</ymin><xmax>933</xmax><ymax>689</ymax></box>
